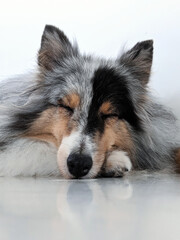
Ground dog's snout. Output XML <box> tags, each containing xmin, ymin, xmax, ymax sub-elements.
<box><xmin>67</xmin><ymin>153</ymin><xmax>92</xmax><ymax>178</ymax></box>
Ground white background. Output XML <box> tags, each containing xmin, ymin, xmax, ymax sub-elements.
<box><xmin>0</xmin><ymin>0</ymin><xmax>179</xmax><ymax>123</ymax></box>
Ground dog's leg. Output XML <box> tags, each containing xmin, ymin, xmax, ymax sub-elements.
<box><xmin>99</xmin><ymin>150</ymin><xmax>132</xmax><ymax>177</ymax></box>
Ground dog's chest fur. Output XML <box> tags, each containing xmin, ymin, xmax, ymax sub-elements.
<box><xmin>0</xmin><ymin>139</ymin><xmax>59</xmax><ymax>176</ymax></box>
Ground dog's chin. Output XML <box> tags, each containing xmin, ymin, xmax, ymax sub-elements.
<box><xmin>58</xmin><ymin>168</ymin><xmax>73</xmax><ymax>179</ymax></box>
<box><xmin>58</xmin><ymin>166</ymin><xmax>99</xmax><ymax>179</ymax></box>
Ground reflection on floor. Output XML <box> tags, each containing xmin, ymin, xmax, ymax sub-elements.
<box><xmin>0</xmin><ymin>173</ymin><xmax>180</xmax><ymax>240</ymax></box>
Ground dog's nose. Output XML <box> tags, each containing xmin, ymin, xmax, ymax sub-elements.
<box><xmin>67</xmin><ymin>153</ymin><xmax>92</xmax><ymax>178</ymax></box>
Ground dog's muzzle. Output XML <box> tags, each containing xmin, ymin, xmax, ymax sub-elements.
<box><xmin>67</xmin><ymin>153</ymin><xmax>92</xmax><ymax>178</ymax></box>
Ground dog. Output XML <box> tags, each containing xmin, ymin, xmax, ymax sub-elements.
<box><xmin>0</xmin><ymin>24</ymin><xmax>179</xmax><ymax>178</ymax></box>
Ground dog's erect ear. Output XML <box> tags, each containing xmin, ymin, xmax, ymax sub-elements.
<box><xmin>119</xmin><ymin>40</ymin><xmax>153</xmax><ymax>85</ymax></box>
<box><xmin>38</xmin><ymin>25</ymin><xmax>78</xmax><ymax>71</ymax></box>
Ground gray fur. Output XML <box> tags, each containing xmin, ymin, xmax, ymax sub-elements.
<box><xmin>0</xmin><ymin>25</ymin><xmax>179</xmax><ymax>174</ymax></box>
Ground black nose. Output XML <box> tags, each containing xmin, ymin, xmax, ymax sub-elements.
<box><xmin>67</xmin><ymin>153</ymin><xmax>92</xmax><ymax>178</ymax></box>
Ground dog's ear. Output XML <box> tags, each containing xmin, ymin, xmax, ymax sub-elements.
<box><xmin>119</xmin><ymin>40</ymin><xmax>153</xmax><ymax>85</ymax></box>
<box><xmin>38</xmin><ymin>25</ymin><xmax>78</xmax><ymax>71</ymax></box>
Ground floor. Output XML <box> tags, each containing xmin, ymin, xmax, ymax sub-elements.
<box><xmin>0</xmin><ymin>173</ymin><xmax>180</xmax><ymax>240</ymax></box>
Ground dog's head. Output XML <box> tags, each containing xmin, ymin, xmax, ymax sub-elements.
<box><xmin>25</xmin><ymin>25</ymin><xmax>153</xmax><ymax>178</ymax></box>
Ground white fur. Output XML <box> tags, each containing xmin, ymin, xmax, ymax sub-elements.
<box><xmin>0</xmin><ymin>136</ymin><xmax>131</xmax><ymax>178</ymax></box>
<box><xmin>0</xmin><ymin>139</ymin><xmax>59</xmax><ymax>177</ymax></box>
<box><xmin>57</xmin><ymin>131</ymin><xmax>81</xmax><ymax>178</ymax></box>
<box><xmin>57</xmin><ymin>130</ymin><xmax>94</xmax><ymax>178</ymax></box>
<box><xmin>106</xmin><ymin>150</ymin><xmax>132</xmax><ymax>174</ymax></box>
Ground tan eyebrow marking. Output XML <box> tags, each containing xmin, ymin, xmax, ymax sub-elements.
<box><xmin>99</xmin><ymin>101</ymin><xmax>115</xmax><ymax>115</ymax></box>
<box><xmin>61</xmin><ymin>93</ymin><xmax>80</xmax><ymax>109</ymax></box>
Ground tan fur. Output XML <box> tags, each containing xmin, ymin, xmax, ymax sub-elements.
<box><xmin>175</xmin><ymin>148</ymin><xmax>180</xmax><ymax>173</ymax></box>
<box><xmin>93</xmin><ymin>119</ymin><xmax>134</xmax><ymax>172</ymax></box>
<box><xmin>24</xmin><ymin>106</ymin><xmax>77</xmax><ymax>147</ymax></box>
<box><xmin>61</xmin><ymin>93</ymin><xmax>80</xmax><ymax>109</ymax></box>
<box><xmin>26</xmin><ymin>134</ymin><xmax>58</xmax><ymax>146</ymax></box>
<box><xmin>24</xmin><ymin>93</ymin><xmax>81</xmax><ymax>145</ymax></box>
<box><xmin>23</xmin><ymin>95</ymin><xmax>133</xmax><ymax>177</ymax></box>
<box><xmin>99</xmin><ymin>101</ymin><xmax>114</xmax><ymax>115</ymax></box>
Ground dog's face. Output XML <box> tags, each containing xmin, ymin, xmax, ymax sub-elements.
<box><xmin>25</xmin><ymin>25</ymin><xmax>153</xmax><ymax>178</ymax></box>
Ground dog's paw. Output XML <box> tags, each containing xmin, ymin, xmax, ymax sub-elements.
<box><xmin>99</xmin><ymin>150</ymin><xmax>132</xmax><ymax>178</ymax></box>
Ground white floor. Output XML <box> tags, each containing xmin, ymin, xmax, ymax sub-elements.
<box><xmin>0</xmin><ymin>173</ymin><xmax>180</xmax><ymax>240</ymax></box>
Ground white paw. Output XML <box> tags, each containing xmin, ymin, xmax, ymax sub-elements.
<box><xmin>107</xmin><ymin>150</ymin><xmax>132</xmax><ymax>171</ymax></box>
<box><xmin>100</xmin><ymin>150</ymin><xmax>132</xmax><ymax>177</ymax></box>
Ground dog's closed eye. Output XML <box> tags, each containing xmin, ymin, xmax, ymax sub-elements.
<box><xmin>58</xmin><ymin>102</ymin><xmax>74</xmax><ymax>114</ymax></box>
<box><xmin>101</xmin><ymin>113</ymin><xmax>119</xmax><ymax>120</ymax></box>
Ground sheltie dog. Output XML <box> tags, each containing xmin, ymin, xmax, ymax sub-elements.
<box><xmin>0</xmin><ymin>25</ymin><xmax>179</xmax><ymax>178</ymax></box>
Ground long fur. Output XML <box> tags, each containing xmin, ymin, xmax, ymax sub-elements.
<box><xmin>0</xmin><ymin>25</ymin><xmax>179</xmax><ymax>177</ymax></box>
